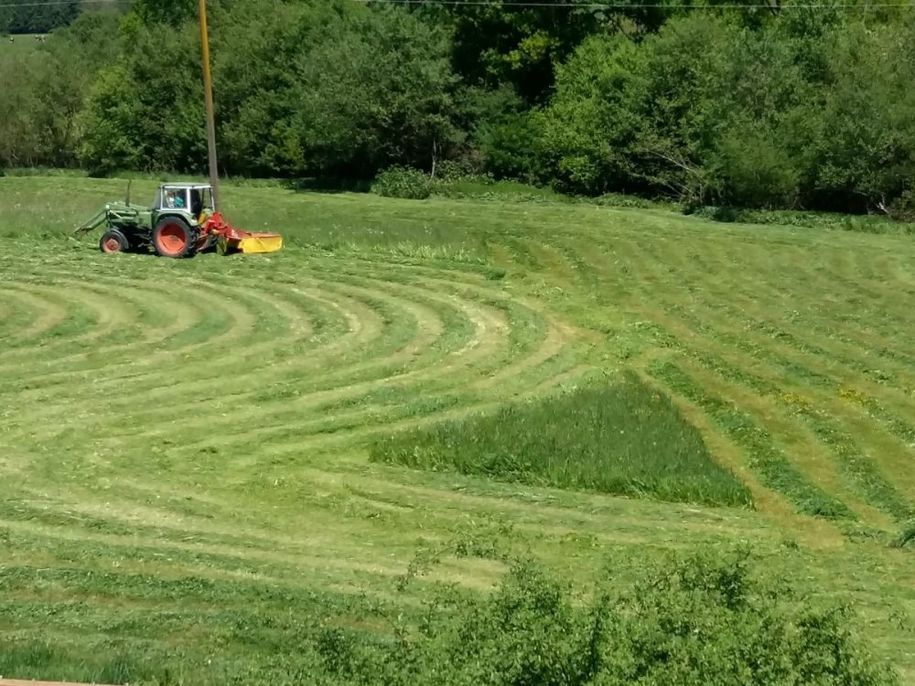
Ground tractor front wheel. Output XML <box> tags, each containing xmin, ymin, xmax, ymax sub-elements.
<box><xmin>153</xmin><ymin>217</ymin><xmax>198</xmax><ymax>259</ymax></box>
<box><xmin>100</xmin><ymin>229</ymin><xmax>129</xmax><ymax>254</ymax></box>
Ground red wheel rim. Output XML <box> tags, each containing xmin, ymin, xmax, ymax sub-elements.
<box><xmin>102</xmin><ymin>237</ymin><xmax>121</xmax><ymax>253</ymax></box>
<box><xmin>157</xmin><ymin>222</ymin><xmax>188</xmax><ymax>256</ymax></box>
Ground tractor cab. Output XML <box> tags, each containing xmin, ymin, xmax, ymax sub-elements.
<box><xmin>153</xmin><ymin>183</ymin><xmax>215</xmax><ymax>224</ymax></box>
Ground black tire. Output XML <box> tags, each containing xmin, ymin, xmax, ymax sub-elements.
<box><xmin>99</xmin><ymin>228</ymin><xmax>130</xmax><ymax>254</ymax></box>
<box><xmin>152</xmin><ymin>215</ymin><xmax>199</xmax><ymax>259</ymax></box>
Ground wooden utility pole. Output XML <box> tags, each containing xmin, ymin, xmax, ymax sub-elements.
<box><xmin>198</xmin><ymin>0</ymin><xmax>220</xmax><ymax>209</ymax></box>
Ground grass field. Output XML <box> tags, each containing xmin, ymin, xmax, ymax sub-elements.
<box><xmin>0</xmin><ymin>175</ymin><xmax>913</xmax><ymax>683</ymax></box>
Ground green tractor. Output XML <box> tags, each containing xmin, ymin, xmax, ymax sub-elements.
<box><xmin>76</xmin><ymin>182</ymin><xmax>282</xmax><ymax>258</ymax></box>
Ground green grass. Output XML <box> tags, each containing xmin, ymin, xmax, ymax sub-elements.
<box><xmin>371</xmin><ymin>375</ymin><xmax>752</xmax><ymax>508</ymax></box>
<box><xmin>1</xmin><ymin>173</ymin><xmax>915</xmax><ymax>683</ymax></box>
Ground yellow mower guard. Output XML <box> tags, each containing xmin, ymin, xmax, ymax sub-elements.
<box><xmin>217</xmin><ymin>233</ymin><xmax>284</xmax><ymax>255</ymax></box>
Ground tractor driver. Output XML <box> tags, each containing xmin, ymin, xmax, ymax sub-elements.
<box><xmin>165</xmin><ymin>190</ymin><xmax>185</xmax><ymax>209</ymax></box>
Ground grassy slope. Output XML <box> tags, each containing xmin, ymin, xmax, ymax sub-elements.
<box><xmin>0</xmin><ymin>176</ymin><xmax>913</xmax><ymax>682</ymax></box>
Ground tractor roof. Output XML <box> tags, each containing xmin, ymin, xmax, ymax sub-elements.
<box><xmin>160</xmin><ymin>182</ymin><xmax>212</xmax><ymax>189</ymax></box>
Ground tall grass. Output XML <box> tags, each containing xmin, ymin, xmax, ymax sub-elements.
<box><xmin>371</xmin><ymin>374</ymin><xmax>752</xmax><ymax>508</ymax></box>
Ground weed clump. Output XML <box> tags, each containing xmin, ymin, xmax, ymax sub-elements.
<box><xmin>372</xmin><ymin>166</ymin><xmax>433</xmax><ymax>200</ymax></box>
<box><xmin>371</xmin><ymin>374</ymin><xmax>752</xmax><ymax>508</ymax></box>
<box><xmin>891</xmin><ymin>522</ymin><xmax>915</xmax><ymax>549</ymax></box>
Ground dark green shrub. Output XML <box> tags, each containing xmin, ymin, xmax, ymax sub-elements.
<box><xmin>478</xmin><ymin>111</ymin><xmax>545</xmax><ymax>182</ymax></box>
<box><xmin>712</xmin><ymin>128</ymin><xmax>801</xmax><ymax>209</ymax></box>
<box><xmin>434</xmin><ymin>178</ymin><xmax>566</xmax><ymax>203</ymax></box>
<box><xmin>691</xmin><ymin>205</ymin><xmax>743</xmax><ymax>223</ymax></box>
<box><xmin>413</xmin><ymin>559</ymin><xmax>594</xmax><ymax>685</ymax></box>
<box><xmin>372</xmin><ymin>166</ymin><xmax>433</xmax><ymax>200</ymax></box>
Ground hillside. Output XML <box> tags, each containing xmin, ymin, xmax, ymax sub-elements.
<box><xmin>0</xmin><ymin>176</ymin><xmax>912</xmax><ymax>683</ymax></box>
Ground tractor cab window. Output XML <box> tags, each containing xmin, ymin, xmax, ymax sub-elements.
<box><xmin>200</xmin><ymin>188</ymin><xmax>214</xmax><ymax>212</ymax></box>
<box><xmin>164</xmin><ymin>189</ymin><xmax>187</xmax><ymax>209</ymax></box>
<box><xmin>190</xmin><ymin>189</ymin><xmax>203</xmax><ymax>216</ymax></box>
<box><xmin>188</xmin><ymin>188</ymin><xmax>214</xmax><ymax>218</ymax></box>
<box><xmin>190</xmin><ymin>188</ymin><xmax>215</xmax><ymax>216</ymax></box>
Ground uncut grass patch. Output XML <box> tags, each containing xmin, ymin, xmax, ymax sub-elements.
<box><xmin>371</xmin><ymin>374</ymin><xmax>752</xmax><ymax>508</ymax></box>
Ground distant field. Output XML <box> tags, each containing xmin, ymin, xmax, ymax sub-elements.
<box><xmin>0</xmin><ymin>175</ymin><xmax>913</xmax><ymax>683</ymax></box>
<box><xmin>0</xmin><ymin>34</ymin><xmax>44</xmax><ymax>53</ymax></box>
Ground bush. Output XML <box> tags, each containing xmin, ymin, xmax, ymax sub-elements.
<box><xmin>434</xmin><ymin>159</ymin><xmax>490</xmax><ymax>183</ymax></box>
<box><xmin>594</xmin><ymin>192</ymin><xmax>676</xmax><ymax>210</ymax></box>
<box><xmin>0</xmin><ymin>545</ymin><xmax>896</xmax><ymax>684</ymax></box>
<box><xmin>593</xmin><ymin>549</ymin><xmax>897</xmax><ymax>686</ymax></box>
<box><xmin>478</xmin><ymin>111</ymin><xmax>544</xmax><ymax>182</ymax></box>
<box><xmin>372</xmin><ymin>166</ymin><xmax>433</xmax><ymax>200</ymax></box>
<box><xmin>713</xmin><ymin>128</ymin><xmax>801</xmax><ymax>208</ymax></box>
<box><xmin>322</xmin><ymin>548</ymin><xmax>898</xmax><ymax>686</ymax></box>
<box><xmin>434</xmin><ymin>178</ymin><xmax>566</xmax><ymax>203</ymax></box>
<box><xmin>371</xmin><ymin>374</ymin><xmax>752</xmax><ymax>508</ymax></box>
<box><xmin>889</xmin><ymin>187</ymin><xmax>915</xmax><ymax>222</ymax></box>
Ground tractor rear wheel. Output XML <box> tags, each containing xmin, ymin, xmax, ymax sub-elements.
<box><xmin>153</xmin><ymin>216</ymin><xmax>199</xmax><ymax>259</ymax></box>
<box><xmin>100</xmin><ymin>229</ymin><xmax>129</xmax><ymax>254</ymax></box>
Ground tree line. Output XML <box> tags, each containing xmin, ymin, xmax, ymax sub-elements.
<box><xmin>2</xmin><ymin>0</ymin><xmax>914</xmax><ymax>214</ymax></box>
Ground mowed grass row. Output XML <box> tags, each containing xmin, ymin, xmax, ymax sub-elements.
<box><xmin>513</xmin><ymin>225</ymin><xmax>915</xmax><ymax>527</ymax></box>
<box><xmin>0</xmin><ymin>256</ymin><xmax>582</xmax><ymax>461</ymax></box>
<box><xmin>1</xmin><ymin>175</ymin><xmax>914</xmax><ymax>682</ymax></box>
<box><xmin>0</xmin><ymin>276</ymin><xmax>583</xmax><ymax>492</ymax></box>
<box><xmin>619</xmin><ymin>233</ymin><xmax>915</xmax><ymax>523</ymax></box>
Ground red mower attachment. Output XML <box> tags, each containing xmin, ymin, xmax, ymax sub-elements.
<box><xmin>201</xmin><ymin>212</ymin><xmax>284</xmax><ymax>255</ymax></box>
